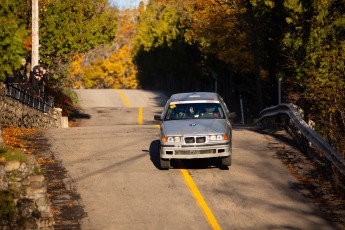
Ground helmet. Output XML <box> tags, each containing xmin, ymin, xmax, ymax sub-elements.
<box><xmin>205</xmin><ymin>106</ymin><xmax>216</xmax><ymax>113</ymax></box>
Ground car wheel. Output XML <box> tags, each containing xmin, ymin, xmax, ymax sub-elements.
<box><xmin>221</xmin><ymin>155</ymin><xmax>232</xmax><ymax>166</ymax></box>
<box><xmin>160</xmin><ymin>158</ymin><xmax>170</xmax><ymax>170</ymax></box>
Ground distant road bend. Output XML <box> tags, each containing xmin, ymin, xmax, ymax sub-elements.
<box><xmin>45</xmin><ymin>89</ymin><xmax>342</xmax><ymax>230</ymax></box>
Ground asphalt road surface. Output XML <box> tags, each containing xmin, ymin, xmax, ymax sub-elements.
<box><xmin>45</xmin><ymin>89</ymin><xmax>342</xmax><ymax>230</ymax></box>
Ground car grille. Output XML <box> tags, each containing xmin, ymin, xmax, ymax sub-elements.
<box><xmin>184</xmin><ymin>137</ymin><xmax>194</xmax><ymax>143</ymax></box>
<box><xmin>174</xmin><ymin>149</ymin><xmax>216</xmax><ymax>155</ymax></box>
<box><xmin>196</xmin><ymin>137</ymin><xmax>206</xmax><ymax>143</ymax></box>
<box><xmin>184</xmin><ymin>136</ymin><xmax>206</xmax><ymax>144</ymax></box>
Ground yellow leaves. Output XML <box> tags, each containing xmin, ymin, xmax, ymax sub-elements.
<box><xmin>264</xmin><ymin>0</ymin><xmax>275</xmax><ymax>8</ymax></box>
<box><xmin>106</xmin><ymin>46</ymin><xmax>130</xmax><ymax>76</ymax></box>
<box><xmin>286</xmin><ymin>17</ymin><xmax>293</xmax><ymax>24</ymax></box>
<box><xmin>81</xmin><ymin>64</ymin><xmax>104</xmax><ymax>89</ymax></box>
<box><xmin>69</xmin><ymin>54</ymin><xmax>83</xmax><ymax>76</ymax></box>
<box><xmin>67</xmin><ymin>54</ymin><xmax>84</xmax><ymax>88</ymax></box>
<box><xmin>76</xmin><ymin>45</ymin><xmax>139</xmax><ymax>89</ymax></box>
<box><xmin>65</xmin><ymin>5</ymin><xmax>140</xmax><ymax>89</ymax></box>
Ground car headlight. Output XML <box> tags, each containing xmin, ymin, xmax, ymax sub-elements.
<box><xmin>209</xmin><ymin>134</ymin><xmax>229</xmax><ymax>141</ymax></box>
<box><xmin>162</xmin><ymin>136</ymin><xmax>182</xmax><ymax>142</ymax></box>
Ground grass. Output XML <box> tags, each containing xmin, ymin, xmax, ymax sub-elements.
<box><xmin>0</xmin><ymin>147</ymin><xmax>27</xmax><ymax>162</ymax></box>
<box><xmin>0</xmin><ymin>191</ymin><xmax>15</xmax><ymax>220</ymax></box>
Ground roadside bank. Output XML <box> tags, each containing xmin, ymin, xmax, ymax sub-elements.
<box><xmin>2</xmin><ymin>128</ymin><xmax>85</xmax><ymax>229</ymax></box>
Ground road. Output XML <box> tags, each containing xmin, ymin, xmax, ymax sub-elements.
<box><xmin>45</xmin><ymin>89</ymin><xmax>341</xmax><ymax>230</ymax></box>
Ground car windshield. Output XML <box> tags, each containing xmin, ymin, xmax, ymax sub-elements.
<box><xmin>165</xmin><ymin>103</ymin><xmax>225</xmax><ymax>120</ymax></box>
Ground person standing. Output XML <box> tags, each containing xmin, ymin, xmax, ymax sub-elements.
<box><xmin>39</xmin><ymin>64</ymin><xmax>48</xmax><ymax>98</ymax></box>
<box><xmin>30</xmin><ymin>65</ymin><xmax>41</xmax><ymax>98</ymax></box>
<box><xmin>20</xmin><ymin>58</ymin><xmax>31</xmax><ymax>90</ymax></box>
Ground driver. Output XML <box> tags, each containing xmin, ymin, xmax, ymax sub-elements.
<box><xmin>186</xmin><ymin>106</ymin><xmax>195</xmax><ymax>117</ymax></box>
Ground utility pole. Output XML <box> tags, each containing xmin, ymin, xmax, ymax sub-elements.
<box><xmin>32</xmin><ymin>0</ymin><xmax>39</xmax><ymax>69</ymax></box>
<box><xmin>143</xmin><ymin>0</ymin><xmax>148</xmax><ymax>11</ymax></box>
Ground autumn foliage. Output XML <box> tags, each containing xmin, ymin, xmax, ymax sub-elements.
<box><xmin>133</xmin><ymin>0</ymin><xmax>344</xmax><ymax>155</ymax></box>
<box><xmin>67</xmin><ymin>9</ymin><xmax>139</xmax><ymax>89</ymax></box>
<box><xmin>0</xmin><ymin>0</ymin><xmax>343</xmax><ymax>155</ymax></box>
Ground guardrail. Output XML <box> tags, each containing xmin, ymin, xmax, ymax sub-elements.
<box><xmin>5</xmin><ymin>84</ymin><xmax>54</xmax><ymax>113</ymax></box>
<box><xmin>258</xmin><ymin>103</ymin><xmax>345</xmax><ymax>193</ymax></box>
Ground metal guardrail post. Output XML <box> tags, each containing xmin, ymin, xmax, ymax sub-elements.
<box><xmin>258</xmin><ymin>103</ymin><xmax>345</xmax><ymax>193</ymax></box>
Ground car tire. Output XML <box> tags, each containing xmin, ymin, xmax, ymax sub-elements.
<box><xmin>221</xmin><ymin>155</ymin><xmax>232</xmax><ymax>166</ymax></box>
<box><xmin>160</xmin><ymin>158</ymin><xmax>170</xmax><ymax>170</ymax></box>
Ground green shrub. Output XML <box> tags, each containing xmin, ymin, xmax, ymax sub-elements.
<box><xmin>61</xmin><ymin>87</ymin><xmax>78</xmax><ymax>105</ymax></box>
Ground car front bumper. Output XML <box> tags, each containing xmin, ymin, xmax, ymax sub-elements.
<box><xmin>160</xmin><ymin>143</ymin><xmax>231</xmax><ymax>160</ymax></box>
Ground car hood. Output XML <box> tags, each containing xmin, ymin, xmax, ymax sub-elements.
<box><xmin>162</xmin><ymin>119</ymin><xmax>229</xmax><ymax>136</ymax></box>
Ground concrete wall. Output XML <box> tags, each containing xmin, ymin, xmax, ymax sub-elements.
<box><xmin>0</xmin><ymin>83</ymin><xmax>62</xmax><ymax>129</ymax></box>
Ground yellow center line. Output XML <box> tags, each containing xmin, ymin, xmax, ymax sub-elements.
<box><xmin>180</xmin><ymin>169</ymin><xmax>221</xmax><ymax>230</ymax></box>
<box><xmin>116</xmin><ymin>90</ymin><xmax>144</xmax><ymax>125</ymax></box>
<box><xmin>153</xmin><ymin>125</ymin><xmax>221</xmax><ymax>230</ymax></box>
<box><xmin>116</xmin><ymin>90</ymin><xmax>131</xmax><ymax>108</ymax></box>
<box><xmin>138</xmin><ymin>107</ymin><xmax>143</xmax><ymax>125</ymax></box>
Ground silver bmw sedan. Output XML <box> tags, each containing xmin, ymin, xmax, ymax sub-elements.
<box><xmin>154</xmin><ymin>92</ymin><xmax>236</xmax><ymax>169</ymax></box>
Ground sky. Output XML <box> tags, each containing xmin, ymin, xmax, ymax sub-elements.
<box><xmin>110</xmin><ymin>0</ymin><xmax>142</xmax><ymax>10</ymax></box>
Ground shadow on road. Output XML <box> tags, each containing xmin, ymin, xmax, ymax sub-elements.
<box><xmin>142</xmin><ymin>90</ymin><xmax>169</xmax><ymax>107</ymax></box>
<box><xmin>68</xmin><ymin>108</ymin><xmax>91</xmax><ymax>121</ymax></box>
<box><xmin>149</xmin><ymin>140</ymin><xmax>161</xmax><ymax>169</ymax></box>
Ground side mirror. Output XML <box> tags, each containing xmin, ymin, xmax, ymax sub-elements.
<box><xmin>154</xmin><ymin>115</ymin><xmax>162</xmax><ymax>121</ymax></box>
<box><xmin>227</xmin><ymin>112</ymin><xmax>236</xmax><ymax>119</ymax></box>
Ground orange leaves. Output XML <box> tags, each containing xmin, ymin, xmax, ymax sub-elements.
<box><xmin>0</xmin><ymin>156</ymin><xmax>5</xmax><ymax>162</ymax></box>
<box><xmin>3</xmin><ymin>128</ymin><xmax>37</xmax><ymax>155</ymax></box>
<box><xmin>37</xmin><ymin>157</ymin><xmax>55</xmax><ymax>164</ymax></box>
<box><xmin>2</xmin><ymin>127</ymin><xmax>57</xmax><ymax>166</ymax></box>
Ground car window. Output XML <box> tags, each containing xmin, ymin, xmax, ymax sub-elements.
<box><xmin>165</xmin><ymin>103</ymin><xmax>225</xmax><ymax>120</ymax></box>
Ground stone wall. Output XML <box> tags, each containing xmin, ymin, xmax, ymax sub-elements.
<box><xmin>0</xmin><ymin>83</ymin><xmax>62</xmax><ymax>129</ymax></box>
<box><xmin>0</xmin><ymin>156</ymin><xmax>54</xmax><ymax>229</ymax></box>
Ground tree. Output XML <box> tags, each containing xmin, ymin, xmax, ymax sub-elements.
<box><xmin>0</xmin><ymin>1</ymin><xmax>31</xmax><ymax>82</ymax></box>
<box><xmin>39</xmin><ymin>0</ymin><xmax>118</xmax><ymax>69</ymax></box>
<box><xmin>134</xmin><ymin>0</ymin><xmax>207</xmax><ymax>92</ymax></box>
<box><xmin>67</xmin><ymin>8</ymin><xmax>139</xmax><ymax>89</ymax></box>
<box><xmin>186</xmin><ymin>0</ymin><xmax>266</xmax><ymax>112</ymax></box>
